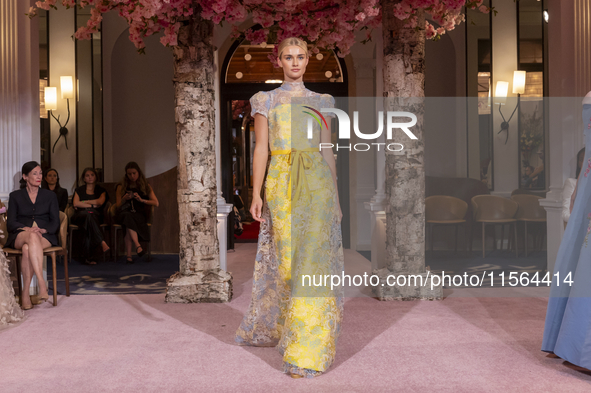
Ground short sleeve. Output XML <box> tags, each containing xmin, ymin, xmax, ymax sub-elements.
<box><xmin>319</xmin><ymin>94</ymin><xmax>336</xmax><ymax>119</ymax></box>
<box><xmin>250</xmin><ymin>91</ymin><xmax>270</xmax><ymax>118</ymax></box>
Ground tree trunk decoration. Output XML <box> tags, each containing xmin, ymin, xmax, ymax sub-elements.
<box><xmin>374</xmin><ymin>0</ymin><xmax>441</xmax><ymax>300</ymax></box>
<box><xmin>165</xmin><ymin>13</ymin><xmax>232</xmax><ymax>303</ymax></box>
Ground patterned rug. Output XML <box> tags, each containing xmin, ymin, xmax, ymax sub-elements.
<box><xmin>48</xmin><ymin>254</ymin><xmax>179</xmax><ymax>295</ymax></box>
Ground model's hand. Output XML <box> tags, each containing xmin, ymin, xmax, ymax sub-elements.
<box><xmin>583</xmin><ymin>91</ymin><xmax>591</xmax><ymax>104</ymax></box>
<box><xmin>37</xmin><ymin>228</ymin><xmax>47</xmax><ymax>234</ymax></box>
<box><xmin>133</xmin><ymin>193</ymin><xmax>143</xmax><ymax>202</ymax></box>
<box><xmin>250</xmin><ymin>196</ymin><xmax>265</xmax><ymax>223</ymax></box>
<box><xmin>123</xmin><ymin>192</ymin><xmax>133</xmax><ymax>201</ymax></box>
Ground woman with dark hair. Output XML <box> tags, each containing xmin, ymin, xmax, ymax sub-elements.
<box><xmin>41</xmin><ymin>168</ymin><xmax>68</xmax><ymax>212</ymax></box>
<box><xmin>5</xmin><ymin>161</ymin><xmax>59</xmax><ymax>310</ymax></box>
<box><xmin>71</xmin><ymin>168</ymin><xmax>109</xmax><ymax>265</ymax></box>
<box><xmin>116</xmin><ymin>162</ymin><xmax>159</xmax><ymax>263</ymax></box>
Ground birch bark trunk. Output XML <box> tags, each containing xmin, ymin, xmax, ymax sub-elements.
<box><xmin>165</xmin><ymin>13</ymin><xmax>232</xmax><ymax>303</ymax></box>
<box><xmin>374</xmin><ymin>0</ymin><xmax>441</xmax><ymax>300</ymax></box>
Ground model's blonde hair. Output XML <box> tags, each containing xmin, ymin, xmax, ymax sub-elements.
<box><xmin>277</xmin><ymin>37</ymin><xmax>309</xmax><ymax>59</ymax></box>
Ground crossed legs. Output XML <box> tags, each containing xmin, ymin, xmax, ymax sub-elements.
<box><xmin>14</xmin><ymin>231</ymin><xmax>51</xmax><ymax>309</ymax></box>
<box><xmin>124</xmin><ymin>228</ymin><xmax>143</xmax><ymax>261</ymax></box>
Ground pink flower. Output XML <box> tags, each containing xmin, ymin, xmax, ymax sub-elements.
<box><xmin>479</xmin><ymin>5</ymin><xmax>490</xmax><ymax>14</ymax></box>
<box><xmin>0</xmin><ymin>207</ymin><xmax>6</xmax><ymax>214</ymax></box>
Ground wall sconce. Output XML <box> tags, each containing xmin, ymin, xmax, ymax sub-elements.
<box><xmin>495</xmin><ymin>71</ymin><xmax>525</xmax><ymax>144</ymax></box>
<box><xmin>46</xmin><ymin>76</ymin><xmax>74</xmax><ymax>153</ymax></box>
<box><xmin>44</xmin><ymin>86</ymin><xmax>57</xmax><ymax>111</ymax></box>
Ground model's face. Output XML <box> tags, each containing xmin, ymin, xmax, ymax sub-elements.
<box><xmin>127</xmin><ymin>168</ymin><xmax>139</xmax><ymax>183</ymax></box>
<box><xmin>24</xmin><ymin>166</ymin><xmax>42</xmax><ymax>188</ymax></box>
<box><xmin>277</xmin><ymin>46</ymin><xmax>308</xmax><ymax>82</ymax></box>
<box><xmin>45</xmin><ymin>170</ymin><xmax>58</xmax><ymax>186</ymax></box>
<box><xmin>84</xmin><ymin>171</ymin><xmax>96</xmax><ymax>184</ymax></box>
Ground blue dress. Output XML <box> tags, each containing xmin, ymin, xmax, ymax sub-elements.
<box><xmin>542</xmin><ymin>103</ymin><xmax>591</xmax><ymax>368</ymax></box>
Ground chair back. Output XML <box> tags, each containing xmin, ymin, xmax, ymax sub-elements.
<box><xmin>58</xmin><ymin>211</ymin><xmax>68</xmax><ymax>249</ymax></box>
<box><xmin>65</xmin><ymin>205</ymin><xmax>75</xmax><ymax>222</ymax></box>
<box><xmin>425</xmin><ymin>196</ymin><xmax>468</xmax><ymax>221</ymax></box>
<box><xmin>511</xmin><ymin>194</ymin><xmax>546</xmax><ymax>220</ymax></box>
<box><xmin>471</xmin><ymin>195</ymin><xmax>518</xmax><ymax>221</ymax></box>
<box><xmin>0</xmin><ymin>201</ymin><xmax>7</xmax><ymax>247</ymax></box>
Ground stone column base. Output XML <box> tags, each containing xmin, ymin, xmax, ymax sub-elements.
<box><xmin>372</xmin><ymin>269</ymin><xmax>442</xmax><ymax>300</ymax></box>
<box><xmin>165</xmin><ymin>268</ymin><xmax>233</xmax><ymax>303</ymax></box>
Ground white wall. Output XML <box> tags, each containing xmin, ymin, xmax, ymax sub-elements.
<box><xmin>49</xmin><ymin>7</ymin><xmax>77</xmax><ymax>193</ymax></box>
<box><xmin>0</xmin><ymin>0</ymin><xmax>39</xmax><ymax>201</ymax></box>
<box><xmin>103</xmin><ymin>12</ymin><xmax>176</xmax><ymax>180</ymax></box>
<box><xmin>491</xmin><ymin>1</ymin><xmax>519</xmax><ymax>196</ymax></box>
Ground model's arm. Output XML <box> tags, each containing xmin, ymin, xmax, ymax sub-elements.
<box><xmin>250</xmin><ymin>113</ymin><xmax>269</xmax><ymax>223</ymax></box>
<box><xmin>320</xmin><ymin>119</ymin><xmax>342</xmax><ymax>223</ymax></box>
<box><xmin>573</xmin><ymin>91</ymin><xmax>591</xmax><ymax>211</ymax></box>
<box><xmin>571</xmin><ymin>153</ymin><xmax>585</xmax><ymax>214</ymax></box>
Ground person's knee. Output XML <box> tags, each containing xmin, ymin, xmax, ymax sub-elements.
<box><xmin>22</xmin><ymin>243</ymin><xmax>29</xmax><ymax>255</ymax></box>
<box><xmin>30</xmin><ymin>231</ymin><xmax>43</xmax><ymax>244</ymax></box>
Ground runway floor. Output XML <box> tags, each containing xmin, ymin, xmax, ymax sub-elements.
<box><xmin>1</xmin><ymin>244</ymin><xmax>588</xmax><ymax>392</ymax></box>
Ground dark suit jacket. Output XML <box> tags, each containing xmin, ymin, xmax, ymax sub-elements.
<box><xmin>55</xmin><ymin>186</ymin><xmax>69</xmax><ymax>212</ymax></box>
<box><xmin>5</xmin><ymin>188</ymin><xmax>60</xmax><ymax>248</ymax></box>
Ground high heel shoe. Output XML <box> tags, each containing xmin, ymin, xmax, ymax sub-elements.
<box><xmin>22</xmin><ymin>300</ymin><xmax>34</xmax><ymax>310</ymax></box>
<box><xmin>126</xmin><ymin>257</ymin><xmax>134</xmax><ymax>264</ymax></box>
<box><xmin>32</xmin><ymin>294</ymin><xmax>49</xmax><ymax>305</ymax></box>
<box><xmin>136</xmin><ymin>246</ymin><xmax>146</xmax><ymax>257</ymax></box>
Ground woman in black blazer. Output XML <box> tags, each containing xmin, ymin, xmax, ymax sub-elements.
<box><xmin>5</xmin><ymin>161</ymin><xmax>59</xmax><ymax>310</ymax></box>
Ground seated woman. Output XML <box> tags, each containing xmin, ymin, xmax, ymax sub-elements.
<box><xmin>5</xmin><ymin>161</ymin><xmax>59</xmax><ymax>310</ymax></box>
<box><xmin>116</xmin><ymin>162</ymin><xmax>159</xmax><ymax>264</ymax></box>
<box><xmin>71</xmin><ymin>168</ymin><xmax>110</xmax><ymax>265</ymax></box>
<box><xmin>41</xmin><ymin>168</ymin><xmax>68</xmax><ymax>212</ymax></box>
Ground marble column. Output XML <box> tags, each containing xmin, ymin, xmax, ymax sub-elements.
<box><xmin>364</xmin><ymin>27</ymin><xmax>387</xmax><ymax>271</ymax></box>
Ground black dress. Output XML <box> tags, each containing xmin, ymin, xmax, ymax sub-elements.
<box><xmin>71</xmin><ymin>185</ymin><xmax>107</xmax><ymax>260</ymax></box>
<box><xmin>45</xmin><ymin>186</ymin><xmax>69</xmax><ymax>212</ymax></box>
<box><xmin>5</xmin><ymin>188</ymin><xmax>60</xmax><ymax>248</ymax></box>
<box><xmin>116</xmin><ymin>185</ymin><xmax>150</xmax><ymax>242</ymax></box>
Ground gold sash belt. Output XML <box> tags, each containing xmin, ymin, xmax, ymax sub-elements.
<box><xmin>271</xmin><ymin>147</ymin><xmax>319</xmax><ymax>205</ymax></box>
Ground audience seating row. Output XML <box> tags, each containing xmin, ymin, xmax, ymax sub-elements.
<box><xmin>426</xmin><ymin>194</ymin><xmax>546</xmax><ymax>258</ymax></box>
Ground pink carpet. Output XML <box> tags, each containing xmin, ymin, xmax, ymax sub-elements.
<box><xmin>1</xmin><ymin>245</ymin><xmax>590</xmax><ymax>392</ymax></box>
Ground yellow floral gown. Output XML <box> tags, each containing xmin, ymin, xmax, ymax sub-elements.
<box><xmin>235</xmin><ymin>81</ymin><xmax>345</xmax><ymax>377</ymax></box>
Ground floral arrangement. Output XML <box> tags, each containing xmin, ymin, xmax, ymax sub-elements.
<box><xmin>232</xmin><ymin>100</ymin><xmax>251</xmax><ymax>120</ymax></box>
<box><xmin>29</xmin><ymin>0</ymin><xmax>491</xmax><ymax>62</ymax></box>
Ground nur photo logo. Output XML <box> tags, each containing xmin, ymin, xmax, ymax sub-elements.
<box><xmin>304</xmin><ymin>108</ymin><xmax>419</xmax><ymax>152</ymax></box>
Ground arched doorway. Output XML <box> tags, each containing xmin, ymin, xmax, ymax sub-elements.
<box><xmin>220</xmin><ymin>38</ymin><xmax>350</xmax><ymax>249</ymax></box>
